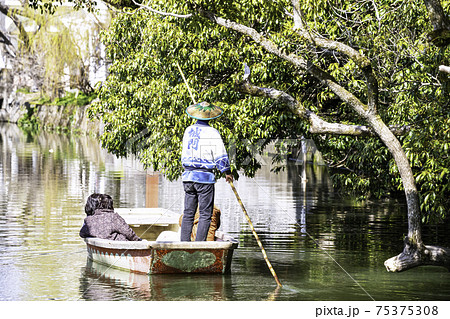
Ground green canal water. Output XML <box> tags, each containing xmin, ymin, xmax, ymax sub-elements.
<box><xmin>1</xmin><ymin>123</ymin><xmax>450</xmax><ymax>301</ymax></box>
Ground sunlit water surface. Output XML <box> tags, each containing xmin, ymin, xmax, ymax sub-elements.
<box><xmin>1</xmin><ymin>123</ymin><xmax>450</xmax><ymax>301</ymax></box>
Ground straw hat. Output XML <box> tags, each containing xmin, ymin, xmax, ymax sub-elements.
<box><xmin>186</xmin><ymin>101</ymin><xmax>223</xmax><ymax>120</ymax></box>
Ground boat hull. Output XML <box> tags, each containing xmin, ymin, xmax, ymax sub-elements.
<box><xmin>85</xmin><ymin>237</ymin><xmax>237</xmax><ymax>274</ymax></box>
<box><xmin>83</xmin><ymin>208</ymin><xmax>238</xmax><ymax>274</ymax></box>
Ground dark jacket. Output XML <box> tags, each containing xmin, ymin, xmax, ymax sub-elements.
<box><xmin>79</xmin><ymin>208</ymin><xmax>141</xmax><ymax>241</ymax></box>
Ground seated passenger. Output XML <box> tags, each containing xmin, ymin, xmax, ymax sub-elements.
<box><xmin>180</xmin><ymin>205</ymin><xmax>221</xmax><ymax>241</ymax></box>
<box><xmin>79</xmin><ymin>193</ymin><xmax>141</xmax><ymax>241</ymax></box>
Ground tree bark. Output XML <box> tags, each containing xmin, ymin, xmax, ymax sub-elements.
<box><xmin>423</xmin><ymin>0</ymin><xmax>450</xmax><ymax>30</ymax></box>
<box><xmin>439</xmin><ymin>65</ymin><xmax>450</xmax><ymax>74</ymax></box>
<box><xmin>236</xmin><ymin>69</ymin><xmax>410</xmax><ymax>137</ymax></box>
<box><xmin>385</xmin><ymin>240</ymin><xmax>450</xmax><ymax>272</ymax></box>
<box><xmin>423</xmin><ymin>0</ymin><xmax>450</xmax><ymax>46</ymax></box>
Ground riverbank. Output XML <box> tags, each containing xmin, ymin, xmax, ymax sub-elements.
<box><xmin>0</xmin><ymin>92</ymin><xmax>102</xmax><ymax>135</ymax></box>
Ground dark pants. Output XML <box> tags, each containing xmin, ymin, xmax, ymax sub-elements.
<box><xmin>181</xmin><ymin>182</ymin><xmax>215</xmax><ymax>241</ymax></box>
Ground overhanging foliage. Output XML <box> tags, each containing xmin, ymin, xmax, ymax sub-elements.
<box><xmin>45</xmin><ymin>0</ymin><xmax>448</xmax><ymax>224</ymax></box>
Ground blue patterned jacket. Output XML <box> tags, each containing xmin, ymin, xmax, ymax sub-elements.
<box><xmin>181</xmin><ymin>120</ymin><xmax>231</xmax><ymax>183</ymax></box>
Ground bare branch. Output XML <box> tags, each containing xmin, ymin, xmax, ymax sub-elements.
<box><xmin>0</xmin><ymin>30</ymin><xmax>12</xmax><ymax>46</ymax></box>
<box><xmin>236</xmin><ymin>64</ymin><xmax>409</xmax><ymax>137</ymax></box>
<box><xmin>0</xmin><ymin>2</ymin><xmax>29</xmax><ymax>49</ymax></box>
<box><xmin>192</xmin><ymin>4</ymin><xmax>374</xmax><ymax>124</ymax></box>
<box><xmin>291</xmin><ymin>0</ymin><xmax>379</xmax><ymax>113</ymax></box>
<box><xmin>439</xmin><ymin>65</ymin><xmax>450</xmax><ymax>74</ymax></box>
<box><xmin>131</xmin><ymin>0</ymin><xmax>193</xmax><ymax>18</ymax></box>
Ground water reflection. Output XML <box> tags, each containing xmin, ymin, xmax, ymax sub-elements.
<box><xmin>80</xmin><ymin>259</ymin><xmax>234</xmax><ymax>301</ymax></box>
<box><xmin>80</xmin><ymin>259</ymin><xmax>152</xmax><ymax>300</ymax></box>
<box><xmin>1</xmin><ymin>123</ymin><xmax>450</xmax><ymax>301</ymax></box>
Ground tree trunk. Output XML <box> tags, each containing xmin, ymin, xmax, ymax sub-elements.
<box><xmin>423</xmin><ymin>0</ymin><xmax>450</xmax><ymax>31</ymax></box>
<box><xmin>366</xmin><ymin>116</ymin><xmax>422</xmax><ymax>245</ymax></box>
<box><xmin>369</xmin><ymin>114</ymin><xmax>450</xmax><ymax>271</ymax></box>
<box><xmin>190</xmin><ymin>1</ymin><xmax>450</xmax><ymax>272</ymax></box>
<box><xmin>423</xmin><ymin>0</ymin><xmax>450</xmax><ymax>46</ymax></box>
<box><xmin>375</xmin><ymin>0</ymin><xmax>450</xmax><ymax>272</ymax></box>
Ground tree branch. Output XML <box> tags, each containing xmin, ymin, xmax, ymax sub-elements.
<box><xmin>192</xmin><ymin>4</ymin><xmax>376</xmax><ymax>124</ymax></box>
<box><xmin>131</xmin><ymin>0</ymin><xmax>193</xmax><ymax>18</ymax></box>
<box><xmin>439</xmin><ymin>65</ymin><xmax>450</xmax><ymax>74</ymax></box>
<box><xmin>423</xmin><ymin>0</ymin><xmax>450</xmax><ymax>47</ymax></box>
<box><xmin>291</xmin><ymin>0</ymin><xmax>379</xmax><ymax>114</ymax></box>
<box><xmin>236</xmin><ymin>64</ymin><xmax>409</xmax><ymax>137</ymax></box>
<box><xmin>0</xmin><ymin>2</ymin><xmax>29</xmax><ymax>49</ymax></box>
<box><xmin>0</xmin><ymin>30</ymin><xmax>12</xmax><ymax>46</ymax></box>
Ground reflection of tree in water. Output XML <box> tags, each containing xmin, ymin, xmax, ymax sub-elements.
<box><xmin>0</xmin><ymin>123</ymin><xmax>148</xmax><ymax>227</ymax></box>
<box><xmin>230</xmin><ymin>140</ymin><xmax>334</xmax><ymax>252</ymax></box>
<box><xmin>285</xmin><ymin>141</ymin><xmax>450</xmax><ymax>266</ymax></box>
<box><xmin>286</xmin><ymin>155</ymin><xmax>411</xmax><ymax>258</ymax></box>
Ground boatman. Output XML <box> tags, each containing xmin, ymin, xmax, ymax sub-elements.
<box><xmin>181</xmin><ymin>101</ymin><xmax>233</xmax><ymax>241</ymax></box>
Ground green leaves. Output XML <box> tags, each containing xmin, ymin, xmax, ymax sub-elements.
<box><xmin>91</xmin><ymin>2</ymin><xmax>307</xmax><ymax>181</ymax></box>
<box><xmin>91</xmin><ymin>0</ymin><xmax>449</xmax><ymax>221</ymax></box>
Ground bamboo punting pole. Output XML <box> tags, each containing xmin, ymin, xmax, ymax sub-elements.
<box><xmin>176</xmin><ymin>62</ymin><xmax>197</xmax><ymax>104</ymax></box>
<box><xmin>230</xmin><ymin>181</ymin><xmax>282</xmax><ymax>287</ymax></box>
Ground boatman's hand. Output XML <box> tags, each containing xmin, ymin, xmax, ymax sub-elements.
<box><xmin>225</xmin><ymin>174</ymin><xmax>233</xmax><ymax>183</ymax></box>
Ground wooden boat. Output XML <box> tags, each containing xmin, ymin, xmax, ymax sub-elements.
<box><xmin>83</xmin><ymin>208</ymin><xmax>238</xmax><ymax>274</ymax></box>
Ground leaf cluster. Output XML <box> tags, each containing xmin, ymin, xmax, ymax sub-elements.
<box><xmin>90</xmin><ymin>0</ymin><xmax>450</xmax><ymax>221</ymax></box>
<box><xmin>91</xmin><ymin>1</ymin><xmax>306</xmax><ymax>180</ymax></box>
<box><xmin>297</xmin><ymin>0</ymin><xmax>450</xmax><ymax>221</ymax></box>
<box><xmin>19</xmin><ymin>5</ymin><xmax>99</xmax><ymax>97</ymax></box>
